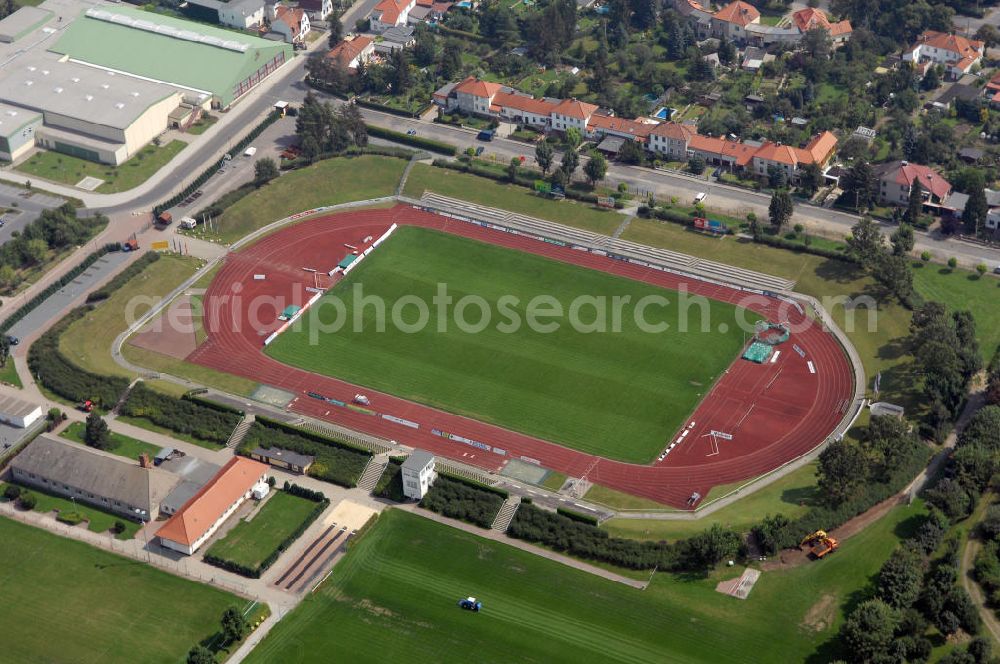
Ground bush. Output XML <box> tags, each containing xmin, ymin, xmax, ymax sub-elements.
<box><xmin>3</xmin><ymin>484</ymin><xmax>21</xmax><ymax>501</ymax></box>
<box><xmin>29</xmin><ymin>308</ymin><xmax>131</xmax><ymax>408</ymax></box>
<box><xmin>240</xmin><ymin>418</ymin><xmax>371</xmax><ymax>488</ymax></box>
<box><xmin>56</xmin><ymin>510</ymin><xmax>84</xmax><ymax>526</ymax></box>
<box><xmin>18</xmin><ymin>493</ymin><xmax>36</xmax><ymax>510</ymax></box>
<box><xmin>556</xmin><ymin>506</ymin><xmax>599</xmax><ymax>526</ymax></box>
<box><xmin>365</xmin><ymin>125</ymin><xmax>456</xmax><ymax>155</ymax></box>
<box><xmin>420</xmin><ymin>475</ymin><xmax>504</xmax><ymax>528</ymax></box>
<box><xmin>121</xmin><ymin>384</ymin><xmax>241</xmax><ymax>444</ymax></box>
<box><xmin>354</xmin><ymin>98</ymin><xmax>427</xmax><ymax>118</ymax></box>
<box><xmin>284</xmin><ymin>483</ymin><xmax>326</xmax><ymax>502</ymax></box>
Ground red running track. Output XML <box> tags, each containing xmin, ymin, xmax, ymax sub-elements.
<box><xmin>190</xmin><ymin>205</ymin><xmax>855</xmax><ymax>509</ymax></box>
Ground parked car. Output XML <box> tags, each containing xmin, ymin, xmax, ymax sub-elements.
<box><xmin>6</xmin><ymin>335</ymin><xmax>18</xmax><ymax>346</ymax></box>
<box><xmin>406</xmin><ymin>129</ymin><xmax>417</xmax><ymax>136</ymax></box>
<box><xmin>475</xmin><ymin>146</ymin><xmax>485</xmax><ymax>156</ymax></box>
<box><xmin>694</xmin><ymin>192</ymin><xmax>707</xmax><ymax>204</ymax></box>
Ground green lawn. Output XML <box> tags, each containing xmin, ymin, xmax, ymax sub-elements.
<box><xmin>0</xmin><ymin>516</ymin><xmax>248</xmax><ymax>664</ymax></box>
<box><xmin>0</xmin><ymin>359</ymin><xmax>21</xmax><ymax>388</ymax></box>
<box><xmin>16</xmin><ymin>141</ymin><xmax>186</xmax><ymax>193</ymax></box>
<box><xmin>59</xmin><ymin>420</ymin><xmax>160</xmax><ymax>462</ymax></box>
<box><xmin>186</xmin><ymin>113</ymin><xmax>218</xmax><ymax>135</ymax></box>
<box><xmin>1</xmin><ymin>481</ymin><xmax>140</xmax><ymax>539</ymax></box>
<box><xmin>60</xmin><ymin>253</ymin><xmax>202</xmax><ymax>379</ymax></box>
<box><xmin>266</xmin><ymin>226</ymin><xmax>755</xmax><ymax>462</ymax></box>
<box><xmin>206</xmin><ymin>491</ymin><xmax>319</xmax><ymax>571</ymax></box>
<box><xmin>602</xmin><ymin>462</ymin><xmax>819</xmax><ymax>541</ymax></box>
<box><xmin>207</xmin><ymin>155</ymin><xmax>407</xmax><ymax>244</ymax></box>
<box><xmin>246</xmin><ymin>503</ymin><xmax>926</xmax><ymax>663</ymax></box>
<box><xmin>403</xmin><ymin>163</ymin><xmax>624</xmax><ymax>235</ymax></box>
<box><xmin>912</xmin><ymin>265</ymin><xmax>1000</xmax><ymax>354</ymax></box>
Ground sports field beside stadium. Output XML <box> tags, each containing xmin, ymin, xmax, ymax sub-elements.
<box><xmin>265</xmin><ymin>226</ymin><xmax>756</xmax><ymax>463</ymax></box>
<box><xmin>245</xmin><ymin>505</ymin><xmax>926</xmax><ymax>664</ymax></box>
<box><xmin>0</xmin><ymin>517</ymin><xmax>244</xmax><ymax>664</ymax></box>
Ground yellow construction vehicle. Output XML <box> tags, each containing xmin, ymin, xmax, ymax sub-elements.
<box><xmin>800</xmin><ymin>530</ymin><xmax>839</xmax><ymax>559</ymax></box>
<box><xmin>799</xmin><ymin>530</ymin><xmax>828</xmax><ymax>548</ymax></box>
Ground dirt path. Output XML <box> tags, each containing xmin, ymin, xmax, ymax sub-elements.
<box><xmin>960</xmin><ymin>494</ymin><xmax>1000</xmax><ymax>648</ymax></box>
<box><xmin>761</xmin><ymin>493</ymin><xmax>907</xmax><ymax>570</ymax></box>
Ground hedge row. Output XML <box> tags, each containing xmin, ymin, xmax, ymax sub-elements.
<box><xmin>509</xmin><ymin>503</ymin><xmax>674</xmax><ymax>570</ymax></box>
<box><xmin>437</xmin><ymin>471</ymin><xmax>509</xmax><ymax>499</ymax></box>
<box><xmin>86</xmin><ymin>253</ymin><xmax>160</xmax><ymax>303</ymax></box>
<box><xmin>354</xmin><ymin>98</ymin><xmax>427</xmax><ymax>119</ymax></box>
<box><xmin>183</xmin><ymin>393</ymin><xmax>244</xmax><ymax>416</ymax></box>
<box><xmin>752</xmin><ymin>232</ymin><xmax>859</xmax><ymax>264</ymax></box>
<box><xmin>432</xmin><ymin>23</ymin><xmax>491</xmax><ymax>44</ymax></box>
<box><xmin>120</xmin><ymin>383</ymin><xmax>242</xmax><ymax>445</ymax></box>
<box><xmin>240</xmin><ymin>418</ymin><xmax>371</xmax><ymax>488</ymax></box>
<box><xmin>419</xmin><ymin>475</ymin><xmax>505</xmax><ymax>529</ymax></box>
<box><xmin>556</xmin><ymin>506</ymin><xmax>600</xmax><ymax>526</ymax></box>
<box><xmin>1</xmin><ymin>245</ymin><xmax>116</xmax><ymax>334</ymax></box>
<box><xmin>366</xmin><ymin>125</ymin><xmax>457</xmax><ymax>155</ymax></box>
<box><xmin>283</xmin><ymin>482</ymin><xmax>326</xmax><ymax>502</ymax></box>
<box><xmin>205</xmin><ymin>488</ymin><xmax>329</xmax><ymax>578</ymax></box>
<box><xmin>153</xmin><ymin>110</ymin><xmax>281</xmax><ymax>216</ymax></box>
<box><xmin>28</xmin><ymin>308</ymin><xmax>131</xmax><ymax>408</ymax></box>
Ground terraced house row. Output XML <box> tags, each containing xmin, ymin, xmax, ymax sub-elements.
<box><xmin>433</xmin><ymin>77</ymin><xmax>838</xmax><ymax>183</ymax></box>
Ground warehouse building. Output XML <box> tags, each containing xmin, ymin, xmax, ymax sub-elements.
<box><xmin>0</xmin><ymin>55</ymin><xmax>185</xmax><ymax>165</ymax></box>
<box><xmin>10</xmin><ymin>435</ymin><xmax>178</xmax><ymax>521</ymax></box>
<box><xmin>0</xmin><ymin>103</ymin><xmax>42</xmax><ymax>162</ymax></box>
<box><xmin>0</xmin><ymin>394</ymin><xmax>43</xmax><ymax>429</ymax></box>
<box><xmin>0</xmin><ymin>6</ymin><xmax>52</xmax><ymax>44</ymax></box>
<box><xmin>50</xmin><ymin>7</ymin><xmax>293</xmax><ymax>109</ymax></box>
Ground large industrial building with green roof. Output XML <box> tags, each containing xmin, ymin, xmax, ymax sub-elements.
<box><xmin>51</xmin><ymin>6</ymin><xmax>292</xmax><ymax>109</ymax></box>
<box><xmin>0</xmin><ymin>4</ymin><xmax>292</xmax><ymax>166</ymax></box>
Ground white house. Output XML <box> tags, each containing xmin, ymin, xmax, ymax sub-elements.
<box><xmin>401</xmin><ymin>450</ymin><xmax>437</xmax><ymax>500</ymax></box>
<box><xmin>298</xmin><ymin>0</ymin><xmax>333</xmax><ymax>20</ymax></box>
<box><xmin>369</xmin><ymin>0</ymin><xmax>417</xmax><ymax>32</ymax></box>
<box><xmin>271</xmin><ymin>5</ymin><xmax>310</xmax><ymax>44</ymax></box>
<box><xmin>0</xmin><ymin>394</ymin><xmax>43</xmax><ymax>428</ymax></box>
<box><xmin>904</xmin><ymin>31</ymin><xmax>984</xmax><ymax>79</ymax></box>
<box><xmin>218</xmin><ymin>0</ymin><xmax>265</xmax><ymax>28</ymax></box>
<box><xmin>157</xmin><ymin>457</ymin><xmax>269</xmax><ymax>556</ymax></box>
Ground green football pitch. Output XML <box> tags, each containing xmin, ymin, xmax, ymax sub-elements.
<box><xmin>265</xmin><ymin>226</ymin><xmax>755</xmax><ymax>463</ymax></box>
<box><xmin>244</xmin><ymin>506</ymin><xmax>923</xmax><ymax>663</ymax></box>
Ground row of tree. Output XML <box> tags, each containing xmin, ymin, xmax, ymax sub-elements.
<box><xmin>294</xmin><ymin>93</ymin><xmax>368</xmax><ymax>161</ymax></box>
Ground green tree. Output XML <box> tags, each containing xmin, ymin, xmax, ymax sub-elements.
<box><xmin>903</xmin><ymin>182</ymin><xmax>923</xmax><ymax>226</ymax></box>
<box><xmin>964</xmin><ymin>185</ymin><xmax>988</xmax><ymax>237</ymax></box>
<box><xmin>877</xmin><ymin>547</ymin><xmax>924</xmax><ymax>608</ymax></box>
<box><xmin>327</xmin><ymin>11</ymin><xmax>343</xmax><ymax>47</ymax></box>
<box><xmin>891</xmin><ymin>222</ymin><xmax>914</xmax><ymax>256</ymax></box>
<box><xmin>681</xmin><ymin>523</ymin><xmax>741</xmax><ymax>568</ymax></box>
<box><xmin>767</xmin><ymin>164</ymin><xmax>787</xmax><ymax>190</ymax></box>
<box><xmin>840</xmin><ymin>599</ymin><xmax>900</xmax><ymax>663</ymax></box>
<box><xmin>817</xmin><ymin>440</ymin><xmax>867</xmax><ymax>506</ymax></box>
<box><xmin>24</xmin><ymin>238</ymin><xmax>47</xmax><ymax>266</ymax></box>
<box><xmin>564</xmin><ymin>127</ymin><xmax>582</xmax><ymax>151</ymax></box>
<box><xmin>4</xmin><ymin>484</ymin><xmax>21</xmax><ymax>501</ymax></box>
<box><xmin>560</xmin><ymin>149</ymin><xmax>579</xmax><ymax>179</ymax></box>
<box><xmin>847</xmin><ymin>216</ymin><xmax>885</xmax><ymax>269</ymax></box>
<box><xmin>440</xmin><ymin>40</ymin><xmax>463</xmax><ymax>80</ymax></box>
<box><xmin>253</xmin><ymin>158</ymin><xmax>280</xmax><ymax>186</ymax></box>
<box><xmin>535</xmin><ymin>142</ymin><xmax>554</xmax><ymax>175</ymax></box>
<box><xmin>768</xmin><ymin>190</ymin><xmax>793</xmax><ymax>232</ymax></box>
<box><xmin>187</xmin><ymin>645</ymin><xmax>215</xmax><ymax>664</ymax></box>
<box><xmin>0</xmin><ymin>334</ymin><xmax>9</xmax><ymax>368</ymax></box>
<box><xmin>841</xmin><ymin>160</ymin><xmax>875</xmax><ymax>209</ymax></box>
<box><xmin>687</xmin><ymin>155</ymin><xmax>706</xmax><ymax>174</ymax></box>
<box><xmin>507</xmin><ymin>157</ymin><xmax>519</xmax><ymax>182</ymax></box>
<box><xmin>583</xmin><ymin>153</ymin><xmax>607</xmax><ymax>186</ymax></box>
<box><xmin>874</xmin><ymin>253</ymin><xmax>914</xmax><ymax>303</ymax></box>
<box><xmin>717</xmin><ymin>36</ymin><xmax>736</xmax><ymax>64</ymax></box>
<box><xmin>799</xmin><ymin>162</ymin><xmax>822</xmax><ymax>195</ymax></box>
<box><xmin>618</xmin><ymin>139</ymin><xmax>645</xmax><ymax>165</ymax></box>
<box><xmin>19</xmin><ymin>492</ymin><xmax>36</xmax><ymax>510</ymax></box>
<box><xmin>0</xmin><ymin>264</ymin><xmax>16</xmax><ymax>289</ymax></box>
<box><xmin>84</xmin><ymin>412</ymin><xmax>111</xmax><ymax>450</ymax></box>
<box><xmin>220</xmin><ymin>607</ymin><xmax>248</xmax><ymax>645</ymax></box>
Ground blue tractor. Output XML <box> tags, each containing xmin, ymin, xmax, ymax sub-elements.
<box><xmin>458</xmin><ymin>597</ymin><xmax>482</xmax><ymax>612</ymax></box>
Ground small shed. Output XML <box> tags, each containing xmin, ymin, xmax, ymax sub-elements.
<box><xmin>249</xmin><ymin>446</ymin><xmax>315</xmax><ymax>474</ymax></box>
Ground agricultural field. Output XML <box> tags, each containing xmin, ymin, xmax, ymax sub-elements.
<box><xmin>266</xmin><ymin>226</ymin><xmax>754</xmax><ymax>462</ymax></box>
<box><xmin>0</xmin><ymin>517</ymin><xmax>246</xmax><ymax>664</ymax></box>
<box><xmin>206</xmin><ymin>491</ymin><xmax>319</xmax><ymax>571</ymax></box>
<box><xmin>246</xmin><ymin>504</ymin><xmax>926</xmax><ymax>663</ymax></box>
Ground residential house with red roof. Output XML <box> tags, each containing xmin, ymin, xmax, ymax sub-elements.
<box><xmin>327</xmin><ymin>35</ymin><xmax>375</xmax><ymax>70</ymax></box>
<box><xmin>647</xmin><ymin>121</ymin><xmax>698</xmax><ymax>160</ymax></box>
<box><xmin>903</xmin><ymin>31</ymin><xmax>984</xmax><ymax>79</ymax></box>
<box><xmin>551</xmin><ymin>98</ymin><xmax>599</xmax><ymax>133</ymax></box>
<box><xmin>873</xmin><ymin>160</ymin><xmax>952</xmax><ymax>207</ymax></box>
<box><xmin>271</xmin><ymin>5</ymin><xmax>309</xmax><ymax>44</ymax></box>
<box><xmin>751</xmin><ymin>131</ymin><xmax>838</xmax><ymax>182</ymax></box>
<box><xmin>157</xmin><ymin>456</ymin><xmax>269</xmax><ymax>556</ymax></box>
<box><xmin>709</xmin><ymin>0</ymin><xmax>760</xmax><ymax>41</ymax></box>
<box><xmin>790</xmin><ymin>8</ymin><xmax>852</xmax><ymax>44</ymax></box>
<box><xmin>369</xmin><ymin>0</ymin><xmax>418</xmax><ymax>32</ymax></box>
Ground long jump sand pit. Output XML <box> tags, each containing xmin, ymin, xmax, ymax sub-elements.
<box><xmin>128</xmin><ymin>294</ymin><xmax>200</xmax><ymax>360</ymax></box>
